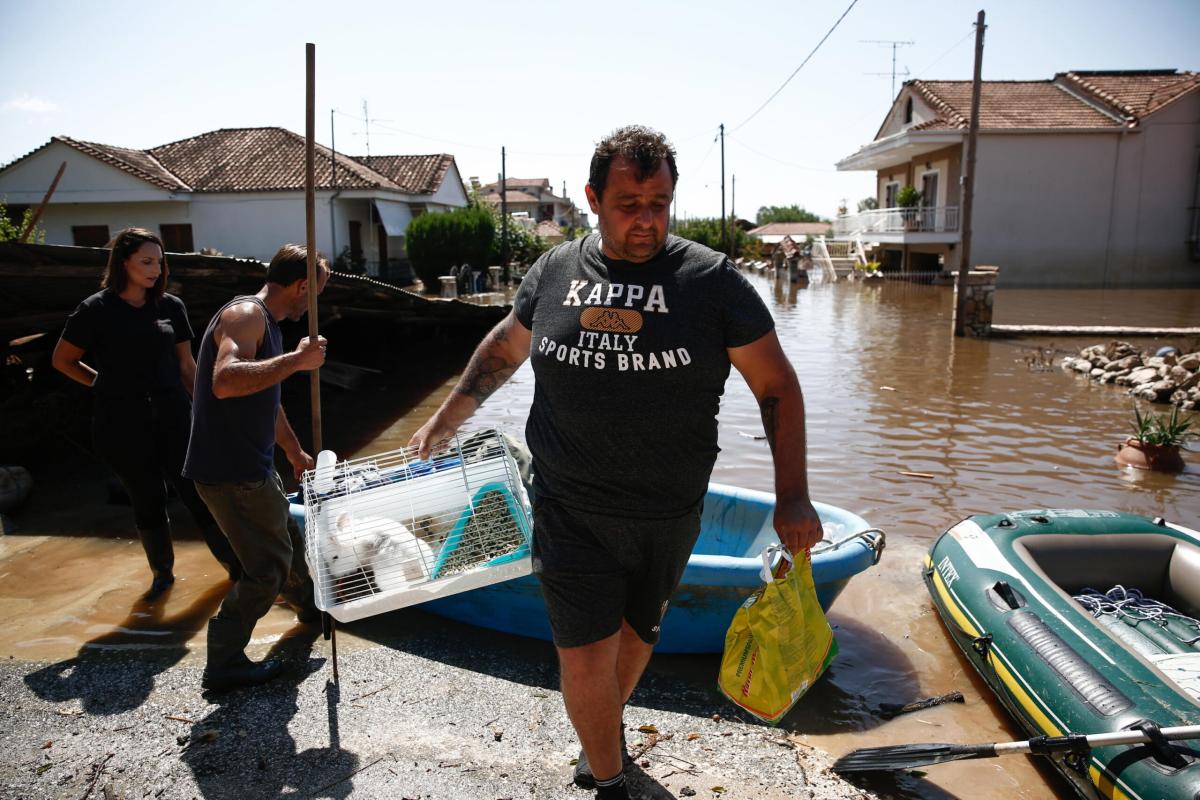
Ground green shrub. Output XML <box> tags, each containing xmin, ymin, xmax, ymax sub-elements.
<box><xmin>491</xmin><ymin>221</ymin><xmax>548</xmax><ymax>267</ymax></box>
<box><xmin>671</xmin><ymin>216</ymin><xmax>752</xmax><ymax>257</ymax></box>
<box><xmin>895</xmin><ymin>185</ymin><xmax>922</xmax><ymax>208</ymax></box>
<box><xmin>0</xmin><ymin>200</ymin><xmax>45</xmax><ymax>243</ymax></box>
<box><xmin>406</xmin><ymin>206</ymin><xmax>495</xmax><ymax>293</ymax></box>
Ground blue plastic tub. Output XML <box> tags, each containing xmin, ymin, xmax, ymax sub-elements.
<box><xmin>289</xmin><ymin>481</ymin><xmax>883</xmax><ymax>653</ymax></box>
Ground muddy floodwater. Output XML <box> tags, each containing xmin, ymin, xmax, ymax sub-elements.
<box><xmin>3</xmin><ymin>276</ymin><xmax>1198</xmax><ymax>799</ymax></box>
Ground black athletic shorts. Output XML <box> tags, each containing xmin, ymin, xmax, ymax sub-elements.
<box><xmin>531</xmin><ymin>495</ymin><xmax>702</xmax><ymax>649</ymax></box>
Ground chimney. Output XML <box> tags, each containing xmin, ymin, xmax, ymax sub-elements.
<box><xmin>469</xmin><ymin>176</ymin><xmax>481</xmax><ymax>190</ymax></box>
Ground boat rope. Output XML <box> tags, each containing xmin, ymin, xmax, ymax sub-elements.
<box><xmin>1074</xmin><ymin>585</ymin><xmax>1200</xmax><ymax>645</ymax></box>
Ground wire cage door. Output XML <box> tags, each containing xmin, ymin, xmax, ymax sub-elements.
<box><xmin>301</xmin><ymin>429</ymin><xmax>533</xmax><ymax>623</ymax></box>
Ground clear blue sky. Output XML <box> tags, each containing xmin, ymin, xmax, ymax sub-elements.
<box><xmin>2</xmin><ymin>0</ymin><xmax>1197</xmax><ymax>221</ymax></box>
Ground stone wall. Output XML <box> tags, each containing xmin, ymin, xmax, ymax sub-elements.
<box><xmin>1062</xmin><ymin>341</ymin><xmax>1200</xmax><ymax>410</ymax></box>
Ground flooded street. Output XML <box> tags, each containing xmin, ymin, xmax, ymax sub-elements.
<box><xmin>2</xmin><ymin>275</ymin><xmax>1198</xmax><ymax>799</ymax></box>
<box><xmin>362</xmin><ymin>275</ymin><xmax>1200</xmax><ymax>799</ymax></box>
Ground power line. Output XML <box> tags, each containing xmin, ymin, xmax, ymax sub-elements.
<box><xmin>726</xmin><ymin>135</ymin><xmax>840</xmax><ymax>173</ymax></box>
<box><xmin>731</xmin><ymin>0</ymin><xmax>861</xmax><ymax>133</ymax></box>
<box><xmin>911</xmin><ymin>27</ymin><xmax>976</xmax><ymax>78</ymax></box>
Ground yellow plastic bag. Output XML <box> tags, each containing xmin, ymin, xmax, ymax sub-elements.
<box><xmin>718</xmin><ymin>544</ymin><xmax>837</xmax><ymax>724</ymax></box>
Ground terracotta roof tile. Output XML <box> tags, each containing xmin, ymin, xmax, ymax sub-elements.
<box><xmin>359</xmin><ymin>154</ymin><xmax>456</xmax><ymax>194</ymax></box>
<box><xmin>56</xmin><ymin>136</ymin><xmax>190</xmax><ymax>190</ymax></box>
<box><xmin>2</xmin><ymin>126</ymin><xmax>470</xmax><ymax>198</ymax></box>
<box><xmin>896</xmin><ymin>71</ymin><xmax>1200</xmax><ymax>137</ymax></box>
<box><xmin>482</xmin><ymin>178</ymin><xmax>549</xmax><ymax>191</ymax></box>
<box><xmin>910</xmin><ymin>80</ymin><xmax>1121</xmax><ymax>130</ymax></box>
<box><xmin>149</xmin><ymin>127</ymin><xmax>398</xmax><ymax>192</ymax></box>
<box><xmin>1057</xmin><ymin>70</ymin><xmax>1200</xmax><ymax>120</ymax></box>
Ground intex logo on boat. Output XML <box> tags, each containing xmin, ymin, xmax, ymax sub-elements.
<box><xmin>937</xmin><ymin>556</ymin><xmax>960</xmax><ymax>588</ymax></box>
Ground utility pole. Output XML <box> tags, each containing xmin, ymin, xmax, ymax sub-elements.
<box><xmin>362</xmin><ymin>100</ymin><xmax>371</xmax><ymax>157</ymax></box>
<box><xmin>954</xmin><ymin>10</ymin><xmax>986</xmax><ymax>338</ymax></box>
<box><xmin>860</xmin><ymin>39</ymin><xmax>915</xmax><ymax>98</ymax></box>
<box><xmin>329</xmin><ymin>109</ymin><xmax>338</xmax><ymax>259</ymax></box>
<box><xmin>500</xmin><ymin>146</ymin><xmax>509</xmax><ymax>281</ymax></box>
<box><xmin>719</xmin><ymin>123</ymin><xmax>726</xmax><ymax>254</ymax></box>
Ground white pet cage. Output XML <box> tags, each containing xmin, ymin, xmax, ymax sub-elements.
<box><xmin>301</xmin><ymin>429</ymin><xmax>533</xmax><ymax>623</ymax></box>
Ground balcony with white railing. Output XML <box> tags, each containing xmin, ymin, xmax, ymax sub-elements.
<box><xmin>832</xmin><ymin>206</ymin><xmax>960</xmax><ymax>240</ymax></box>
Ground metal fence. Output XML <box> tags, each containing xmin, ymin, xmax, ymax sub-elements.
<box><xmin>832</xmin><ymin>206</ymin><xmax>960</xmax><ymax>237</ymax></box>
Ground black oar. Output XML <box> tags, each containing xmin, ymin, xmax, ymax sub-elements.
<box><xmin>833</xmin><ymin>723</ymin><xmax>1200</xmax><ymax>774</ymax></box>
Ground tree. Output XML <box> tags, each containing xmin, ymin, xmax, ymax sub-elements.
<box><xmin>671</xmin><ymin>216</ymin><xmax>752</xmax><ymax>257</ymax></box>
<box><xmin>857</xmin><ymin>196</ymin><xmax>879</xmax><ymax>212</ymax></box>
<box><xmin>0</xmin><ymin>200</ymin><xmax>46</xmax><ymax>244</ymax></box>
<box><xmin>755</xmin><ymin>205</ymin><xmax>825</xmax><ymax>225</ymax></box>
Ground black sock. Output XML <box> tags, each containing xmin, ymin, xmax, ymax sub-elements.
<box><xmin>595</xmin><ymin>772</ymin><xmax>629</xmax><ymax>800</ymax></box>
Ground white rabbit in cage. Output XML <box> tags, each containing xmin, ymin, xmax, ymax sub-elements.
<box><xmin>370</xmin><ymin>526</ymin><xmax>434</xmax><ymax>592</ymax></box>
<box><xmin>325</xmin><ymin>513</ymin><xmax>433</xmax><ymax>592</ymax></box>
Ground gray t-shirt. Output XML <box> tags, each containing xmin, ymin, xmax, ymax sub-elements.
<box><xmin>513</xmin><ymin>233</ymin><xmax>774</xmax><ymax>518</ymax></box>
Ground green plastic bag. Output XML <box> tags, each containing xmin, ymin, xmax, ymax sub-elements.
<box><xmin>718</xmin><ymin>544</ymin><xmax>837</xmax><ymax>724</ymax></box>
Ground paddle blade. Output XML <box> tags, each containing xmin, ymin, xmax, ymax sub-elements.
<box><xmin>833</xmin><ymin>742</ymin><xmax>996</xmax><ymax>773</ymax></box>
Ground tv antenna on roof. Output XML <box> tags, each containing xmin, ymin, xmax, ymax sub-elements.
<box><xmin>861</xmin><ymin>39</ymin><xmax>915</xmax><ymax>99</ymax></box>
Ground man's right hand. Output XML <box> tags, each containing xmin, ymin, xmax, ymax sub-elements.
<box><xmin>292</xmin><ymin>335</ymin><xmax>327</xmax><ymax>371</ymax></box>
<box><xmin>408</xmin><ymin>414</ymin><xmax>459</xmax><ymax>461</ymax></box>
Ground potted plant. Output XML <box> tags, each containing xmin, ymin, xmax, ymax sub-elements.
<box><xmin>852</xmin><ymin>260</ymin><xmax>882</xmax><ymax>280</ymax></box>
<box><xmin>1114</xmin><ymin>405</ymin><xmax>1194</xmax><ymax>472</ymax></box>
<box><xmin>895</xmin><ymin>185</ymin><xmax>922</xmax><ymax>231</ymax></box>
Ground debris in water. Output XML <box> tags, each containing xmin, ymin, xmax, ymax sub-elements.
<box><xmin>877</xmin><ymin>691</ymin><xmax>965</xmax><ymax>719</ymax></box>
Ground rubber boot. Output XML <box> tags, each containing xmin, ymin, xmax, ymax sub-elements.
<box><xmin>204</xmin><ymin>616</ymin><xmax>251</xmax><ymax>673</ymax></box>
<box><xmin>137</xmin><ymin>526</ymin><xmax>175</xmax><ymax>601</ymax></box>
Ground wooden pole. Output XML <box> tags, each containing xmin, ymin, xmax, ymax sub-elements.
<box><xmin>500</xmin><ymin>147</ymin><xmax>508</xmax><ymax>283</ymax></box>
<box><xmin>18</xmin><ymin>161</ymin><xmax>66</xmax><ymax>243</ymax></box>
<box><xmin>954</xmin><ymin>10</ymin><xmax>986</xmax><ymax>337</ymax></box>
<box><xmin>305</xmin><ymin>42</ymin><xmax>337</xmax><ymax>683</ymax></box>
<box><xmin>305</xmin><ymin>43</ymin><xmax>322</xmax><ymax>455</ymax></box>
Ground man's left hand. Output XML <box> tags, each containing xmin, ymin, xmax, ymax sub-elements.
<box><xmin>288</xmin><ymin>449</ymin><xmax>315</xmax><ymax>482</ymax></box>
<box><xmin>774</xmin><ymin>495</ymin><xmax>824</xmax><ymax>553</ymax></box>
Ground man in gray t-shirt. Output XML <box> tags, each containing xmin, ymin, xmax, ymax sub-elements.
<box><xmin>412</xmin><ymin>125</ymin><xmax>821</xmax><ymax>800</ymax></box>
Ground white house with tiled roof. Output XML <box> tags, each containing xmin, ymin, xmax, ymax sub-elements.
<box><xmin>0</xmin><ymin>127</ymin><xmax>469</xmax><ymax>279</ymax></box>
<box><xmin>834</xmin><ymin>70</ymin><xmax>1200</xmax><ymax>287</ymax></box>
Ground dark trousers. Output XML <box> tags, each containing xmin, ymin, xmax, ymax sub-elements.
<box><xmin>195</xmin><ymin>472</ymin><xmax>315</xmax><ymax>669</ymax></box>
<box><xmin>92</xmin><ymin>391</ymin><xmax>241</xmax><ymax>577</ymax></box>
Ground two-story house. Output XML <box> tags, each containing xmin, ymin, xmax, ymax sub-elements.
<box><xmin>476</xmin><ymin>177</ymin><xmax>589</xmax><ymax>231</ymax></box>
<box><xmin>833</xmin><ymin>70</ymin><xmax>1200</xmax><ymax>287</ymax></box>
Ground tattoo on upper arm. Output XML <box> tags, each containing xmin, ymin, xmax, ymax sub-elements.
<box><xmin>760</xmin><ymin>396</ymin><xmax>780</xmax><ymax>450</ymax></box>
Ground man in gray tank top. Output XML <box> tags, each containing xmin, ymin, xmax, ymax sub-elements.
<box><xmin>410</xmin><ymin>126</ymin><xmax>822</xmax><ymax>800</ymax></box>
<box><xmin>184</xmin><ymin>244</ymin><xmax>329</xmax><ymax>693</ymax></box>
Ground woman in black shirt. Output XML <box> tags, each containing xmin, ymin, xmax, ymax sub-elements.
<box><xmin>52</xmin><ymin>228</ymin><xmax>241</xmax><ymax>600</ymax></box>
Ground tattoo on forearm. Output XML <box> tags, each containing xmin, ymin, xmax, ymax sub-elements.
<box><xmin>453</xmin><ymin>321</ymin><xmax>517</xmax><ymax>404</ymax></box>
<box><xmin>760</xmin><ymin>396</ymin><xmax>780</xmax><ymax>451</ymax></box>
<box><xmin>456</xmin><ymin>356</ymin><xmax>517</xmax><ymax>403</ymax></box>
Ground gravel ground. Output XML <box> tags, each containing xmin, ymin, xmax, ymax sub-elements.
<box><xmin>0</xmin><ymin>619</ymin><xmax>881</xmax><ymax>800</ymax></box>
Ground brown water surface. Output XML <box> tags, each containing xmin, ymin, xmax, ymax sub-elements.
<box><xmin>3</xmin><ymin>277</ymin><xmax>1198</xmax><ymax>798</ymax></box>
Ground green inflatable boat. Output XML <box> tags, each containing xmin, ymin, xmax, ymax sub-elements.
<box><xmin>924</xmin><ymin>510</ymin><xmax>1200</xmax><ymax>800</ymax></box>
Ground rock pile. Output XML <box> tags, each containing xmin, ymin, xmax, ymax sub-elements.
<box><xmin>1062</xmin><ymin>341</ymin><xmax>1200</xmax><ymax>409</ymax></box>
